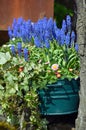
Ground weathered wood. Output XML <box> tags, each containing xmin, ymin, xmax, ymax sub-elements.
<box><xmin>75</xmin><ymin>0</ymin><xmax>86</xmax><ymax>130</ymax></box>
<box><xmin>0</xmin><ymin>0</ymin><xmax>54</xmax><ymax>30</ymax></box>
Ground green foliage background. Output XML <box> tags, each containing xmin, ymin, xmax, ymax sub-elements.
<box><xmin>54</xmin><ymin>1</ymin><xmax>74</xmax><ymax>27</ymax></box>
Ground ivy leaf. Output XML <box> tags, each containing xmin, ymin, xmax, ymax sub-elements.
<box><xmin>6</xmin><ymin>52</ymin><xmax>11</xmax><ymax>60</ymax></box>
<box><xmin>0</xmin><ymin>52</ymin><xmax>7</xmax><ymax>65</ymax></box>
<box><xmin>0</xmin><ymin>52</ymin><xmax>11</xmax><ymax>65</ymax></box>
<box><xmin>9</xmin><ymin>88</ymin><xmax>16</xmax><ymax>94</ymax></box>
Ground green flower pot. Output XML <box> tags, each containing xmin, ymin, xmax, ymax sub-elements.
<box><xmin>38</xmin><ymin>78</ymin><xmax>80</xmax><ymax>115</ymax></box>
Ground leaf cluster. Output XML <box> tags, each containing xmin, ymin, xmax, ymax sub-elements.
<box><xmin>0</xmin><ymin>39</ymin><xmax>80</xmax><ymax>129</ymax></box>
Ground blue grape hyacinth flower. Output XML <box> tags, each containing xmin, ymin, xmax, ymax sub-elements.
<box><xmin>66</xmin><ymin>15</ymin><xmax>71</xmax><ymax>32</ymax></box>
<box><xmin>45</xmin><ymin>39</ymin><xmax>50</xmax><ymax>48</ymax></box>
<box><xmin>34</xmin><ymin>36</ymin><xmax>41</xmax><ymax>47</ymax></box>
<box><xmin>10</xmin><ymin>45</ymin><xmax>16</xmax><ymax>55</ymax></box>
<box><xmin>65</xmin><ymin>33</ymin><xmax>70</xmax><ymax>46</ymax></box>
<box><xmin>60</xmin><ymin>30</ymin><xmax>65</xmax><ymax>45</ymax></box>
<box><xmin>47</xmin><ymin>18</ymin><xmax>54</xmax><ymax>31</ymax></box>
<box><xmin>8</xmin><ymin>26</ymin><xmax>13</xmax><ymax>39</ymax></box>
<box><xmin>17</xmin><ymin>42</ymin><xmax>22</xmax><ymax>56</ymax></box>
<box><xmin>17</xmin><ymin>17</ymin><xmax>23</xmax><ymax>25</ymax></box>
<box><xmin>23</xmin><ymin>48</ymin><xmax>28</xmax><ymax>61</ymax></box>
<box><xmin>75</xmin><ymin>43</ymin><xmax>79</xmax><ymax>52</ymax></box>
<box><xmin>55</xmin><ymin>29</ymin><xmax>61</xmax><ymax>43</ymax></box>
<box><xmin>71</xmin><ymin>31</ymin><xmax>76</xmax><ymax>43</ymax></box>
<box><xmin>62</xmin><ymin>20</ymin><xmax>67</xmax><ymax>33</ymax></box>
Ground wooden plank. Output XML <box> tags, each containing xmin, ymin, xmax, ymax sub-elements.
<box><xmin>0</xmin><ymin>0</ymin><xmax>54</xmax><ymax>30</ymax></box>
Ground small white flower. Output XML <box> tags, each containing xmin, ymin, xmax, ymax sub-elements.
<box><xmin>38</xmin><ymin>59</ymin><xmax>42</xmax><ymax>63</ymax></box>
<box><xmin>12</xmin><ymin>37</ymin><xmax>15</xmax><ymax>41</ymax></box>
<box><xmin>44</xmin><ymin>61</ymin><xmax>50</xmax><ymax>64</ymax></box>
<box><xmin>3</xmin><ymin>45</ymin><xmax>7</xmax><ymax>47</ymax></box>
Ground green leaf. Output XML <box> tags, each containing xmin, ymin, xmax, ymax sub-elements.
<box><xmin>0</xmin><ymin>85</ymin><xmax>4</xmax><ymax>90</ymax></box>
<box><xmin>6</xmin><ymin>52</ymin><xmax>11</xmax><ymax>60</ymax></box>
<box><xmin>0</xmin><ymin>52</ymin><xmax>11</xmax><ymax>65</ymax></box>
<box><xmin>0</xmin><ymin>52</ymin><xmax>7</xmax><ymax>65</ymax></box>
<box><xmin>9</xmin><ymin>88</ymin><xmax>16</xmax><ymax>94</ymax></box>
<box><xmin>62</xmin><ymin>60</ymin><xmax>66</xmax><ymax>67</ymax></box>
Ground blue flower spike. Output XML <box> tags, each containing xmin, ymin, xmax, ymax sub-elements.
<box><xmin>8</xmin><ymin>26</ymin><xmax>13</xmax><ymax>39</ymax></box>
<box><xmin>71</xmin><ymin>31</ymin><xmax>76</xmax><ymax>43</ymax></box>
<box><xmin>17</xmin><ymin>42</ymin><xmax>22</xmax><ymax>56</ymax></box>
<box><xmin>65</xmin><ymin>33</ymin><xmax>70</xmax><ymax>46</ymax></box>
<box><xmin>66</xmin><ymin>15</ymin><xmax>71</xmax><ymax>32</ymax></box>
<box><xmin>34</xmin><ymin>36</ymin><xmax>41</xmax><ymax>47</ymax></box>
<box><xmin>62</xmin><ymin>20</ymin><xmax>67</xmax><ymax>33</ymax></box>
<box><xmin>23</xmin><ymin>48</ymin><xmax>29</xmax><ymax>61</ymax></box>
<box><xmin>45</xmin><ymin>39</ymin><xmax>50</xmax><ymax>48</ymax></box>
<box><xmin>75</xmin><ymin>43</ymin><xmax>79</xmax><ymax>52</ymax></box>
<box><xmin>10</xmin><ymin>45</ymin><xmax>16</xmax><ymax>55</ymax></box>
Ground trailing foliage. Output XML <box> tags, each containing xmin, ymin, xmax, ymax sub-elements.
<box><xmin>0</xmin><ymin>122</ymin><xmax>16</xmax><ymax>130</ymax></box>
